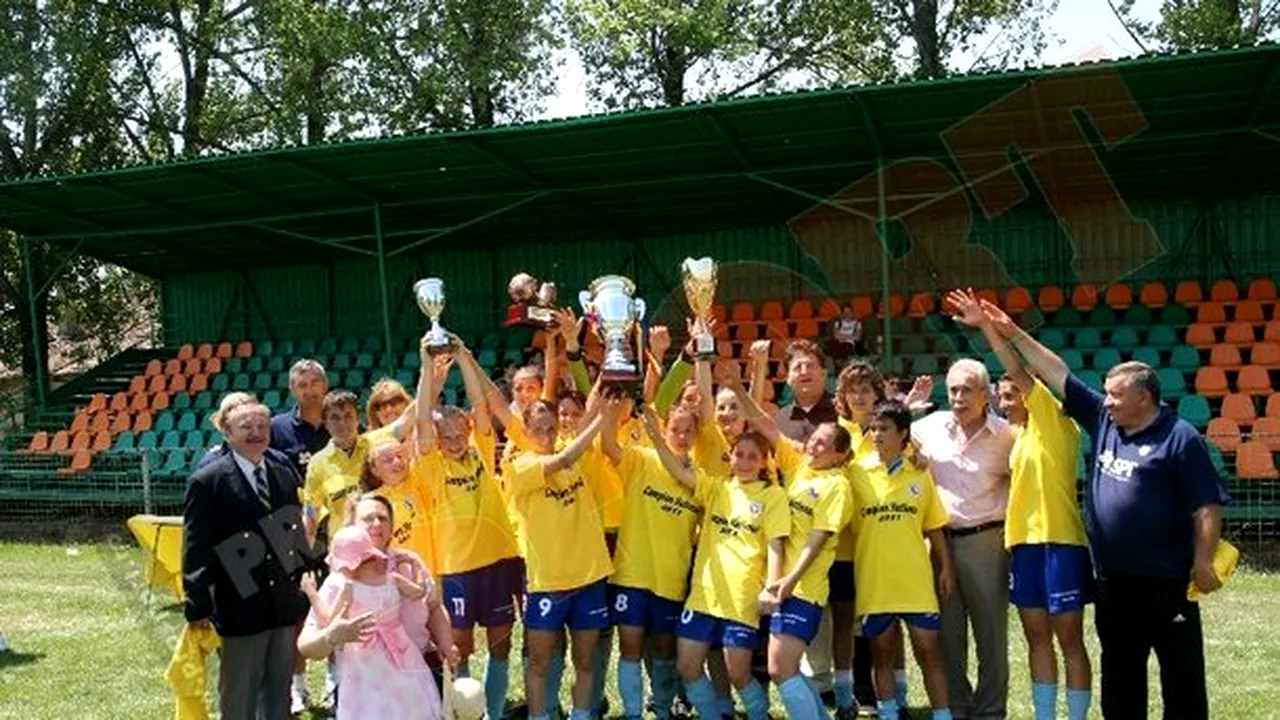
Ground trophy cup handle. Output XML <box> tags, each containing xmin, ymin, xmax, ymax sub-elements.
<box><xmin>633</xmin><ymin>298</ymin><xmax>646</xmax><ymax>323</ymax></box>
<box><xmin>579</xmin><ymin>290</ymin><xmax>593</xmax><ymax>316</ymax></box>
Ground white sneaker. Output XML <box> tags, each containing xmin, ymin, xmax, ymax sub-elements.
<box><xmin>290</xmin><ymin>677</ymin><xmax>309</xmax><ymax>714</ymax></box>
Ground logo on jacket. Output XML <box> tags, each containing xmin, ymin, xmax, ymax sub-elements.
<box><xmin>908</xmin><ymin>483</ymin><xmax>922</xmax><ymax>498</ymax></box>
<box><xmin>749</xmin><ymin>501</ymin><xmax>763</xmax><ymax>516</ymax></box>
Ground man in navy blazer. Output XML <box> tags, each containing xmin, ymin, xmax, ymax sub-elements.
<box><xmin>183</xmin><ymin>399</ymin><xmax>315</xmax><ymax>720</ymax></box>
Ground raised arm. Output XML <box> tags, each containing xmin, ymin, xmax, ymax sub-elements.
<box><xmin>599</xmin><ymin>393</ymin><xmax>625</xmax><ymax>465</ymax></box>
<box><xmin>454</xmin><ymin>343</ymin><xmax>492</xmax><ymax>437</ymax></box>
<box><xmin>980</xmin><ymin>299</ymin><xmax>1069</xmax><ymax>396</ymax></box>
<box><xmin>543</xmin><ymin>413</ymin><xmax>605</xmax><ymax>475</ymax></box>
<box><xmin>748</xmin><ymin>340</ymin><xmax>770</xmax><ymax>405</ymax></box>
<box><xmin>641</xmin><ymin>404</ymin><xmax>696</xmax><ymax>489</ymax></box>
<box><xmin>542</xmin><ymin>328</ymin><xmax>561</xmax><ymax>403</ymax></box>
<box><xmin>695</xmin><ymin>355</ymin><xmax>715</xmax><ymax>427</ymax></box>
<box><xmin>416</xmin><ymin>337</ymin><xmax>438</xmax><ymax>456</ymax></box>
<box><xmin>946</xmin><ymin>289</ymin><xmax>1033</xmax><ymax>393</ymax></box>
<box><xmin>562</xmin><ymin>309</ymin><xmax>592</xmax><ymax>395</ymax></box>
<box><xmin>721</xmin><ymin>370</ymin><xmax>781</xmax><ymax>447</ymax></box>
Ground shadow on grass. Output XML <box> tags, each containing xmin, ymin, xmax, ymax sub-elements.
<box><xmin>0</xmin><ymin>650</ymin><xmax>45</xmax><ymax>670</ymax></box>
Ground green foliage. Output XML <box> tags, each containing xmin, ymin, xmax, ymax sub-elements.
<box><xmin>1114</xmin><ymin>0</ymin><xmax>1279</xmax><ymax>50</ymax></box>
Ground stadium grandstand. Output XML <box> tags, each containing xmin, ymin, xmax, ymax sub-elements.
<box><xmin>0</xmin><ymin>42</ymin><xmax>1277</xmax><ymax>540</ymax></box>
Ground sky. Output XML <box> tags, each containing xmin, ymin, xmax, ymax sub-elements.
<box><xmin>536</xmin><ymin>0</ymin><xmax>1164</xmax><ymax>120</ymax></box>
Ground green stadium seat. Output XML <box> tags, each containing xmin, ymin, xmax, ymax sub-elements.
<box><xmin>154</xmin><ymin>412</ymin><xmax>176</xmax><ymax>433</ymax></box>
<box><xmin>982</xmin><ymin>353</ymin><xmax>1002</xmax><ymax>375</ymax></box>
<box><xmin>263</xmin><ymin>390</ymin><xmax>282</xmax><ymax>410</ymax></box>
<box><xmin>355</xmin><ymin>353</ymin><xmax>374</xmax><ymax>370</ymax></box>
<box><xmin>1132</xmin><ymin>347</ymin><xmax>1162</xmax><ymax>367</ymax></box>
<box><xmin>506</xmin><ymin>327</ymin><xmax>534</xmax><ymax>350</ymax></box>
<box><xmin>1170</xmin><ymin>345</ymin><xmax>1201</xmax><ymax>370</ymax></box>
<box><xmin>1061</xmin><ymin>350</ymin><xmax>1085</xmax><ymax>371</ymax></box>
<box><xmin>362</xmin><ymin>336</ymin><xmax>382</xmax><ymax>353</ymax></box>
<box><xmin>332</xmin><ymin>354</ymin><xmax>352</xmax><ymax>371</ymax></box>
<box><xmin>346</xmin><ymin>370</ymin><xmax>368</xmax><ymax>389</ymax></box>
<box><xmin>1037</xmin><ymin>328</ymin><xmax>1067</xmax><ymax>350</ymax></box>
<box><xmin>267</xmin><ymin>356</ymin><xmax>285</xmax><ymax>372</ymax></box>
<box><xmin>477</xmin><ymin>349</ymin><xmax>499</xmax><ymax>369</ymax></box>
<box><xmin>160</xmin><ymin>431</ymin><xmax>182</xmax><ymax>449</ymax></box>
<box><xmin>326</xmin><ymin>370</ymin><xmax>341</xmax><ymax>388</ymax></box>
<box><xmin>275</xmin><ymin>371</ymin><xmax>291</xmax><ymax>389</ymax></box>
<box><xmin>277</xmin><ymin>340</ymin><xmax>295</xmax><ymax>357</ymax></box>
<box><xmin>1206</xmin><ymin>443</ymin><xmax>1227</xmax><ymax>475</ymax></box>
<box><xmin>1147</xmin><ymin>325</ymin><xmax>1178</xmax><ymax>348</ymax></box>
<box><xmin>183</xmin><ymin>431</ymin><xmax>206</xmax><ymax>450</ymax></box>
<box><xmin>194</xmin><ymin>392</ymin><xmax>214</xmax><ymax>411</ymax></box>
<box><xmin>1158</xmin><ymin>304</ymin><xmax>1191</xmax><ymax>325</ymax></box>
<box><xmin>253</xmin><ymin>373</ymin><xmax>273</xmax><ymax>391</ymax></box>
<box><xmin>445</xmin><ymin>367</ymin><xmax>464</xmax><ymax>388</ymax></box>
<box><xmin>1124</xmin><ymin>305</ymin><xmax>1153</xmax><ymax>326</ymax></box>
<box><xmin>297</xmin><ymin>339</ymin><xmax>317</xmax><ymax>356</ymax></box>
<box><xmin>112</xmin><ymin>433</ymin><xmax>136</xmax><ymax>452</ymax></box>
<box><xmin>285</xmin><ymin>394</ymin><xmax>298</xmax><ymax>410</ymax></box>
<box><xmin>1078</xmin><ymin>370</ymin><xmax>1103</xmax><ymax>390</ymax></box>
<box><xmin>177</xmin><ymin>412</ymin><xmax>197</xmax><ymax>432</ymax></box>
<box><xmin>931</xmin><ymin>376</ymin><xmax>947</xmax><ymax>404</ymax></box>
<box><xmin>1110</xmin><ymin>327</ymin><xmax>1140</xmax><ymax>351</ymax></box>
<box><xmin>1073</xmin><ymin>328</ymin><xmax>1102</xmax><ymax>349</ymax></box>
<box><xmin>402</xmin><ymin>352</ymin><xmax>422</xmax><ymax>370</ymax></box>
<box><xmin>1093</xmin><ymin>348</ymin><xmax>1121</xmax><ymax>372</ymax></box>
<box><xmin>317</xmin><ymin>338</ymin><xmax>337</xmax><ymax>355</ymax></box>
<box><xmin>1156</xmin><ymin>368</ymin><xmax>1187</xmax><ymax>399</ymax></box>
<box><xmin>1177</xmin><ymin>395</ymin><xmax>1211</xmax><ymax>428</ymax></box>
<box><xmin>480</xmin><ymin>332</ymin><xmax>502</xmax><ymax>350</ymax></box>
<box><xmin>224</xmin><ymin>358</ymin><xmax>243</xmax><ymax>374</ymax></box>
<box><xmin>900</xmin><ymin>335</ymin><xmax>928</xmax><ymax>355</ymax></box>
<box><xmin>138</xmin><ymin>432</ymin><xmax>158</xmax><ymax>450</ymax></box>
<box><xmin>913</xmin><ymin>355</ymin><xmax>939</xmax><ymax>375</ymax></box>
<box><xmin>376</xmin><ymin>352</ymin><xmax>396</xmax><ymax>371</ymax></box>
<box><xmin>502</xmin><ymin>349</ymin><xmax>524</xmax><ymax>367</ymax></box>
<box><xmin>172</xmin><ymin>393</ymin><xmax>193</xmax><ymax>410</ymax></box>
<box><xmin>1087</xmin><ymin>306</ymin><xmax>1116</xmax><ymax>327</ymax></box>
<box><xmin>211</xmin><ymin>374</ymin><xmax>230</xmax><ymax>392</ymax></box>
<box><xmin>340</xmin><ymin>337</ymin><xmax>360</xmax><ymax>354</ymax></box>
<box><xmin>247</xmin><ymin>357</ymin><xmax>265</xmax><ymax>373</ymax></box>
<box><xmin>442</xmin><ymin>388</ymin><xmax>459</xmax><ymax>406</ymax></box>
<box><xmin>208</xmin><ymin>430</ymin><xmax>224</xmax><ymax>448</ymax></box>
<box><xmin>393</xmin><ymin>370</ymin><xmax>415</xmax><ymax>388</ymax></box>
<box><xmin>257</xmin><ymin>340</ymin><xmax>275</xmax><ymax>357</ymax></box>
<box><xmin>201</xmin><ymin>412</ymin><xmax>218</xmax><ymax>431</ymax></box>
<box><xmin>160</xmin><ymin>449</ymin><xmax>187</xmax><ymax>477</ymax></box>
<box><xmin>1053</xmin><ymin>308</ymin><xmax>1083</xmax><ymax>327</ymax></box>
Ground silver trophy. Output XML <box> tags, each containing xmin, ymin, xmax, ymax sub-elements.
<box><xmin>413</xmin><ymin>278</ymin><xmax>453</xmax><ymax>355</ymax></box>
<box><xmin>580</xmin><ymin>275</ymin><xmax>646</xmax><ymax>384</ymax></box>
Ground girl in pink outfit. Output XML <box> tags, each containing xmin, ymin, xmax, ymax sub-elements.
<box><xmin>298</xmin><ymin>504</ymin><xmax>455</xmax><ymax>720</ymax></box>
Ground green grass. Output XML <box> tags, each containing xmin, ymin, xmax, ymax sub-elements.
<box><xmin>2</xmin><ymin>540</ymin><xmax>1279</xmax><ymax>719</ymax></box>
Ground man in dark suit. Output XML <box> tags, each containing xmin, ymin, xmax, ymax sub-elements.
<box><xmin>183</xmin><ymin>400</ymin><xmax>315</xmax><ymax>720</ymax></box>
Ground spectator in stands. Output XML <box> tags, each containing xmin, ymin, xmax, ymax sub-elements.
<box><xmin>982</xmin><ymin>300</ymin><xmax>1227</xmax><ymax>720</ymax></box>
<box><xmin>912</xmin><ymin>358</ymin><xmax>1016</xmax><ymax>720</ymax></box>
<box><xmin>270</xmin><ymin>359</ymin><xmax>331</xmax><ymax>479</ymax></box>
<box><xmin>772</xmin><ymin>339</ymin><xmax>839</xmax><ymax>703</ymax></box>
<box><xmin>182</xmin><ymin>399</ymin><xmax>310</xmax><ymax>720</ymax></box>
<box><xmin>198</xmin><ymin>392</ymin><xmax>290</xmax><ymax>470</ymax></box>
<box><xmin>826</xmin><ymin>304</ymin><xmax>867</xmax><ymax>361</ymax></box>
<box><xmin>364</xmin><ymin>378</ymin><xmax>413</xmax><ymax>444</ymax></box>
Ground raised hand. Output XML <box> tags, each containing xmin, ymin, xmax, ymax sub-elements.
<box><xmin>431</xmin><ymin>354</ymin><xmax>454</xmax><ymax>387</ymax></box>
<box><xmin>750</xmin><ymin>339</ymin><xmax>771</xmax><ymax>362</ymax></box>
<box><xmin>389</xmin><ymin>571</ymin><xmax>427</xmax><ymax>600</ymax></box>
<box><xmin>904</xmin><ymin>375</ymin><xmax>934</xmax><ymax>409</ymax></box>
<box><xmin>945</xmin><ymin>288</ymin><xmax>986</xmax><ymax>328</ymax></box>
<box><xmin>650</xmin><ymin>325</ymin><xmax>671</xmax><ymax>359</ymax></box>
<box><xmin>978</xmin><ymin>299</ymin><xmax>1017</xmax><ymax>336</ymax></box>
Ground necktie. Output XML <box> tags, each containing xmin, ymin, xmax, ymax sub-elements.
<box><xmin>252</xmin><ymin>467</ymin><xmax>272</xmax><ymax>510</ymax></box>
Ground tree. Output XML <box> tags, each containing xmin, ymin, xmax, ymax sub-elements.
<box><xmin>1111</xmin><ymin>0</ymin><xmax>1279</xmax><ymax>50</ymax></box>
<box><xmin>874</xmin><ymin>0</ymin><xmax>1059</xmax><ymax>79</ymax></box>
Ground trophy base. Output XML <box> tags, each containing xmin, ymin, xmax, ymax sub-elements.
<box><xmin>505</xmin><ymin>304</ymin><xmax>555</xmax><ymax>329</ymax></box>
<box><xmin>425</xmin><ymin>342</ymin><xmax>454</xmax><ymax>356</ymax></box>
<box><xmin>599</xmin><ymin>368</ymin><xmax>643</xmax><ymax>392</ymax></box>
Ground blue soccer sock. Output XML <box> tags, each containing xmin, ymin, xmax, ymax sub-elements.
<box><xmin>894</xmin><ymin>669</ymin><xmax>908</xmax><ymax>709</ymax></box>
<box><xmin>780</xmin><ymin>675</ymin><xmax>824</xmax><ymax>720</ymax></box>
<box><xmin>568</xmin><ymin>709</ymin><xmax>592</xmax><ymax>720</ymax></box>
<box><xmin>651</xmin><ymin>659</ymin><xmax>679</xmax><ymax>720</ymax></box>
<box><xmin>546</xmin><ymin>648</ymin><xmax>567</xmax><ymax>716</ymax></box>
<box><xmin>931</xmin><ymin>709</ymin><xmax>953</xmax><ymax>720</ymax></box>
<box><xmin>485</xmin><ymin>656</ymin><xmax>510</xmax><ymax>720</ymax></box>
<box><xmin>834</xmin><ymin>669</ymin><xmax>855</xmax><ymax>710</ymax></box>
<box><xmin>740</xmin><ymin>679</ymin><xmax>770</xmax><ymax>720</ymax></box>
<box><xmin>717</xmin><ymin>692</ymin><xmax>735</xmax><ymax>718</ymax></box>
<box><xmin>877</xmin><ymin>697</ymin><xmax>899</xmax><ymax>720</ymax></box>
<box><xmin>684</xmin><ymin>674</ymin><xmax>721</xmax><ymax>720</ymax></box>
<box><xmin>1031</xmin><ymin>682</ymin><xmax>1057</xmax><ymax>720</ymax></box>
<box><xmin>529</xmin><ymin>715</ymin><xmax>549</xmax><ymax>720</ymax></box>
<box><xmin>617</xmin><ymin>659</ymin><xmax>644</xmax><ymax>718</ymax></box>
<box><xmin>1066</xmin><ymin>687</ymin><xmax>1091</xmax><ymax>720</ymax></box>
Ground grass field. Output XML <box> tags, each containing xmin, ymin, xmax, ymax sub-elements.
<box><xmin>2</xmin><ymin>539</ymin><xmax>1279</xmax><ymax>720</ymax></box>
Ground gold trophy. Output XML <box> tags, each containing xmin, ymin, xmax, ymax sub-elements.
<box><xmin>413</xmin><ymin>278</ymin><xmax>453</xmax><ymax>355</ymax></box>
<box><xmin>505</xmin><ymin>272</ymin><xmax>557</xmax><ymax>328</ymax></box>
<box><xmin>681</xmin><ymin>257</ymin><xmax>719</xmax><ymax>361</ymax></box>
<box><xmin>580</xmin><ymin>275</ymin><xmax>646</xmax><ymax>385</ymax></box>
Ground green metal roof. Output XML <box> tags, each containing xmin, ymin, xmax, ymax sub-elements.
<box><xmin>1</xmin><ymin>43</ymin><xmax>1278</xmax><ymax>278</ymax></box>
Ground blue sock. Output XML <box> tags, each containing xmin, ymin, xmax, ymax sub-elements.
<box><xmin>546</xmin><ymin>649</ymin><xmax>566</xmax><ymax>716</ymax></box>
<box><xmin>651</xmin><ymin>659</ymin><xmax>678</xmax><ymax>720</ymax></box>
<box><xmin>834</xmin><ymin>669</ymin><xmax>854</xmax><ymax>710</ymax></box>
<box><xmin>740</xmin><ymin>679</ymin><xmax>769</xmax><ymax>720</ymax></box>
<box><xmin>877</xmin><ymin>697</ymin><xmax>899</xmax><ymax>720</ymax></box>
<box><xmin>684</xmin><ymin>675</ymin><xmax>721</xmax><ymax>720</ymax></box>
<box><xmin>1066</xmin><ymin>688</ymin><xmax>1091</xmax><ymax>720</ymax></box>
<box><xmin>617</xmin><ymin>659</ymin><xmax>644</xmax><ymax>718</ymax></box>
<box><xmin>485</xmin><ymin>657</ymin><xmax>510</xmax><ymax>720</ymax></box>
<box><xmin>780</xmin><ymin>675</ymin><xmax>824</xmax><ymax>719</ymax></box>
<box><xmin>530</xmin><ymin>715</ymin><xmax>549</xmax><ymax>720</ymax></box>
<box><xmin>1031</xmin><ymin>682</ymin><xmax>1057</xmax><ymax>720</ymax></box>
<box><xmin>717</xmin><ymin>692</ymin><xmax>735</xmax><ymax>718</ymax></box>
<box><xmin>569</xmin><ymin>710</ymin><xmax>592</xmax><ymax>720</ymax></box>
<box><xmin>893</xmin><ymin>669</ymin><xmax>908</xmax><ymax>709</ymax></box>
<box><xmin>931</xmin><ymin>709</ymin><xmax>953</xmax><ymax>720</ymax></box>
<box><xmin>807</xmin><ymin>676</ymin><xmax>832</xmax><ymax>720</ymax></box>
<box><xmin>590</xmin><ymin>640</ymin><xmax>608</xmax><ymax>713</ymax></box>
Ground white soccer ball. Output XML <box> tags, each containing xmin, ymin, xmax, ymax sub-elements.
<box><xmin>449</xmin><ymin>676</ymin><xmax>485</xmax><ymax>719</ymax></box>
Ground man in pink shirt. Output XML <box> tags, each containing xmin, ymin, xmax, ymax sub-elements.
<box><xmin>912</xmin><ymin>358</ymin><xmax>1016</xmax><ymax>719</ymax></box>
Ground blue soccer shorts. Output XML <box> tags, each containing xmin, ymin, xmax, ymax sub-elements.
<box><xmin>1009</xmin><ymin>543</ymin><xmax>1096</xmax><ymax>615</ymax></box>
<box><xmin>524</xmin><ymin>579</ymin><xmax>610</xmax><ymax>632</ymax></box>
<box><xmin>608</xmin><ymin>585</ymin><xmax>683</xmax><ymax>634</ymax></box>
<box><xmin>769</xmin><ymin>597</ymin><xmax>824</xmax><ymax>643</ymax></box>
<box><xmin>861</xmin><ymin>613</ymin><xmax>941</xmax><ymax>638</ymax></box>
<box><xmin>676</xmin><ymin>608</ymin><xmax>762</xmax><ymax>650</ymax></box>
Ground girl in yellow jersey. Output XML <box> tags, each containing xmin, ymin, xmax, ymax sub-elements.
<box><xmin>857</xmin><ymin>400</ymin><xmax>955</xmax><ymax>720</ymax></box>
<box><xmin>640</xmin><ymin>404</ymin><xmax>789</xmax><ymax>720</ymax></box>
<box><xmin>599</xmin><ymin>401</ymin><xmax>703</xmax><ymax>720</ymax></box>
<box><xmin>417</xmin><ymin>340</ymin><xmax>523</xmax><ymax>720</ymax></box>
<box><xmin>359</xmin><ymin>439</ymin><xmax>439</xmax><ymax>589</ymax></box>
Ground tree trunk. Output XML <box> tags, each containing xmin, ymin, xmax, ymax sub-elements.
<box><xmin>911</xmin><ymin>0</ymin><xmax>942</xmax><ymax>79</ymax></box>
<box><xmin>181</xmin><ymin>0</ymin><xmax>216</xmax><ymax>155</ymax></box>
<box><xmin>306</xmin><ymin>55</ymin><xmax>327</xmax><ymax>143</ymax></box>
<box><xmin>660</xmin><ymin>44</ymin><xmax>687</xmax><ymax>107</ymax></box>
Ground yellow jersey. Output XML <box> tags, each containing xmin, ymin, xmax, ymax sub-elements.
<box><xmin>692</xmin><ymin>422</ymin><xmax>731</xmax><ymax>477</ymax></box>
<box><xmin>835</xmin><ymin>418</ymin><xmax>878</xmax><ymax>562</ymax></box>
<box><xmin>851</xmin><ymin>458</ymin><xmax>948</xmax><ymax>615</ymax></box>
<box><xmin>610</xmin><ymin>446</ymin><xmax>703</xmax><ymax>601</ymax></box>
<box><xmin>375</xmin><ymin>467</ymin><xmax>438</xmax><ymax>573</ymax></box>
<box><xmin>685</xmin><ymin>474</ymin><xmax>790</xmax><ymax>627</ymax></box>
<box><xmin>419</xmin><ymin>432</ymin><xmax>520</xmax><ymax>576</ymax></box>
<box><xmin>775</xmin><ymin>442</ymin><xmax>856</xmax><ymax>606</ymax></box>
<box><xmin>302</xmin><ymin>437</ymin><xmax>369</xmax><ymax>534</ymax></box>
<box><xmin>1006</xmin><ymin>380</ymin><xmax>1088</xmax><ymax>548</ymax></box>
<box><xmin>507</xmin><ymin>450</ymin><xmax>614</xmax><ymax>592</ymax></box>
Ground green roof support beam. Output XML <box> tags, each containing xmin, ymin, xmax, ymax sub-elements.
<box><xmin>857</xmin><ymin>93</ymin><xmax>892</xmax><ymax>368</ymax></box>
<box><xmin>388</xmin><ymin>191</ymin><xmax>550</xmax><ymax>257</ymax></box>
<box><xmin>374</xmin><ymin>203</ymin><xmax>395</xmax><ymax>373</ymax></box>
<box><xmin>21</xmin><ymin>236</ymin><xmax>46</xmax><ymax>410</ymax></box>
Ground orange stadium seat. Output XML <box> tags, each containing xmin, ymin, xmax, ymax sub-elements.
<box><xmin>130</xmin><ymin>392</ymin><xmax>150</xmax><ymax>413</ymax></box>
<box><xmin>1210</xmin><ymin>345</ymin><xmax>1243</xmax><ymax>368</ymax></box>
<box><xmin>760</xmin><ymin>301</ymin><xmax>784</xmax><ymax>322</ymax></box>
<box><xmin>716</xmin><ymin>340</ymin><xmax>734</xmax><ymax>359</ymax></box>
<box><xmin>177</xmin><ymin>344</ymin><xmax>194</xmax><ymax>361</ymax></box>
<box><xmin>216</xmin><ymin>342</ymin><xmax>234</xmax><ymax>359</ymax></box>
<box><xmin>1251</xmin><ymin>342</ymin><xmax>1280</xmax><ymax>368</ymax></box>
<box><xmin>730</xmin><ymin>302</ymin><xmax>755</xmax><ymax>324</ymax></box>
<box><xmin>69</xmin><ymin>413</ymin><xmax>89</xmax><ymax>435</ymax></box>
<box><xmin>765</xmin><ymin>321</ymin><xmax>789</xmax><ymax>341</ymax></box>
<box><xmin>128</xmin><ymin>376</ymin><xmax>146</xmax><ymax>394</ymax></box>
<box><xmin>850</xmin><ymin>296</ymin><xmax>875</xmax><ymax>319</ymax></box>
<box><xmin>110</xmin><ymin>413</ymin><xmax>132</xmax><ymax>434</ymax></box>
<box><xmin>89</xmin><ymin>412</ymin><xmax>110</xmax><ymax>434</ymax></box>
<box><xmin>59</xmin><ymin>450</ymin><xmax>92</xmax><ymax>475</ymax></box>
<box><xmin>788</xmin><ymin>300</ymin><xmax>813</xmax><ymax>320</ymax></box>
<box><xmin>110</xmin><ymin>393</ymin><xmax>129</xmax><ymax>413</ymax></box>
<box><xmin>1196</xmin><ymin>302</ymin><xmax>1227</xmax><ymax>324</ymax></box>
<box><xmin>26</xmin><ymin>431</ymin><xmax>48</xmax><ymax>453</ymax></box>
<box><xmin>151</xmin><ymin>393</ymin><xmax>170</xmax><ymax>412</ymax></box>
<box><xmin>1037</xmin><ymin>286</ymin><xmax>1065</xmax><ymax>313</ymax></box>
<box><xmin>148</xmin><ymin>374</ymin><xmax>167</xmax><ymax>394</ymax></box>
<box><xmin>1139</xmin><ymin>282</ymin><xmax>1169</xmax><ymax>308</ymax></box>
<box><xmin>190</xmin><ymin>374</ymin><xmax>209</xmax><ymax>393</ymax></box>
<box><xmin>1224</xmin><ymin>322</ymin><xmax>1257</xmax><ymax>345</ymax></box>
<box><xmin>711</xmin><ymin>322</ymin><xmax>729</xmax><ymax>341</ymax></box>
<box><xmin>70</xmin><ymin>432</ymin><xmax>91</xmax><ymax>453</ymax></box>
<box><xmin>711</xmin><ymin>304</ymin><xmax>727</xmax><ymax>323</ymax></box>
<box><xmin>1071</xmin><ymin>284</ymin><xmax>1099</xmax><ymax>311</ymax></box>
<box><xmin>1235</xmin><ymin>300</ymin><xmax>1267</xmax><ymax>323</ymax></box>
<box><xmin>48</xmin><ymin>431</ymin><xmax>69</xmax><ymax>454</ymax></box>
<box><xmin>1247</xmin><ymin>277</ymin><xmax>1278</xmax><ymax>301</ymax></box>
<box><xmin>907</xmin><ymin>293</ymin><xmax>935</xmax><ymax>318</ymax></box>
<box><xmin>133</xmin><ymin>412</ymin><xmax>153</xmax><ymax>433</ymax></box>
<box><xmin>164</xmin><ymin>359</ymin><xmax>181</xmax><ymax>376</ymax></box>
<box><xmin>86</xmin><ymin>393</ymin><xmax>107</xmax><ymax>414</ymax></box>
<box><xmin>1174</xmin><ymin>280</ymin><xmax>1204</xmax><ymax>306</ymax></box>
<box><xmin>714</xmin><ymin>358</ymin><xmax>741</xmax><ymax>383</ymax></box>
<box><xmin>145</xmin><ymin>359</ymin><xmax>163</xmax><ymax>377</ymax></box>
<box><xmin>1185</xmin><ymin>324</ymin><xmax>1217</xmax><ymax>348</ymax></box>
<box><xmin>183</xmin><ymin>358</ymin><xmax>202</xmax><ymax>376</ymax></box>
<box><xmin>1105</xmin><ymin>283</ymin><xmax>1133</xmax><ymax>309</ymax></box>
<box><xmin>1005</xmin><ymin>287</ymin><xmax>1033</xmax><ymax>315</ymax></box>
<box><xmin>168</xmin><ymin>375</ymin><xmax>188</xmax><ymax>393</ymax></box>
<box><xmin>235</xmin><ymin>341</ymin><xmax>254</xmax><ymax>358</ymax></box>
<box><xmin>205</xmin><ymin>357</ymin><xmax>223</xmax><ymax>375</ymax></box>
<box><xmin>196</xmin><ymin>343</ymin><xmax>214</xmax><ymax>360</ymax></box>
<box><xmin>794</xmin><ymin>319</ymin><xmax>819</xmax><ymax>338</ymax></box>
<box><xmin>817</xmin><ymin>299</ymin><xmax>841</xmax><ymax>321</ymax></box>
<box><xmin>1206</xmin><ymin>418</ymin><xmax>1242</xmax><ymax>453</ymax></box>
<box><xmin>974</xmin><ymin>289</ymin><xmax>1000</xmax><ymax>308</ymax></box>
<box><xmin>1209</xmin><ymin>279</ymin><xmax>1239</xmax><ymax>303</ymax></box>
<box><xmin>1267</xmin><ymin>322</ymin><xmax>1280</xmax><ymax>343</ymax></box>
<box><xmin>1235</xmin><ymin>441</ymin><xmax>1278</xmax><ymax>480</ymax></box>
<box><xmin>879</xmin><ymin>294</ymin><xmax>905</xmax><ymax>318</ymax></box>
<box><xmin>1237</xmin><ymin>366</ymin><xmax>1272</xmax><ymax>395</ymax></box>
<box><xmin>91</xmin><ymin>431</ymin><xmax>111</xmax><ymax>453</ymax></box>
<box><xmin>1267</xmin><ymin>393</ymin><xmax>1280</xmax><ymax>418</ymax></box>
<box><xmin>1194</xmin><ymin>367</ymin><xmax>1229</xmax><ymax>397</ymax></box>
<box><xmin>1221</xmin><ymin>393</ymin><xmax>1257</xmax><ymax>425</ymax></box>
<box><xmin>1253</xmin><ymin>417</ymin><xmax>1280</xmax><ymax>453</ymax></box>
<box><xmin>735</xmin><ymin>322</ymin><xmax>759</xmax><ymax>342</ymax></box>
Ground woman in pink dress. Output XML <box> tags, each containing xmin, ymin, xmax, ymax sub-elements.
<box><xmin>298</xmin><ymin>495</ymin><xmax>455</xmax><ymax>719</ymax></box>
